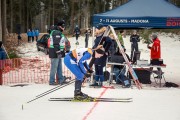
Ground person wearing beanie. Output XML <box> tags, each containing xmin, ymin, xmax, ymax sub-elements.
<box><xmin>49</xmin><ymin>20</ymin><xmax>66</xmax><ymax>85</ymax></box>
<box><xmin>89</xmin><ymin>23</ymin><xmax>112</xmax><ymax>87</ymax></box>
<box><xmin>147</xmin><ymin>33</ymin><xmax>162</xmax><ymax>78</ymax></box>
<box><xmin>64</xmin><ymin>45</ymin><xmax>105</xmax><ymax>101</ymax></box>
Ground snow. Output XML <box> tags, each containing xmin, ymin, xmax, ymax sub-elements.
<box><xmin>1</xmin><ymin>33</ymin><xmax>180</xmax><ymax>120</ymax></box>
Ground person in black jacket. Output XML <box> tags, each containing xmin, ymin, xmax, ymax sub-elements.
<box><xmin>89</xmin><ymin>23</ymin><xmax>112</xmax><ymax>87</ymax></box>
<box><xmin>49</xmin><ymin>20</ymin><xmax>66</xmax><ymax>85</ymax></box>
<box><xmin>130</xmin><ymin>30</ymin><xmax>140</xmax><ymax>61</ymax></box>
<box><xmin>109</xmin><ymin>33</ymin><xmax>117</xmax><ymax>56</ymax></box>
<box><xmin>74</xmin><ymin>25</ymin><xmax>81</xmax><ymax>45</ymax></box>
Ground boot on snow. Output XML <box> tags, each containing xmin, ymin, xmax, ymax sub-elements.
<box><xmin>74</xmin><ymin>90</ymin><xmax>94</xmax><ymax>101</ymax></box>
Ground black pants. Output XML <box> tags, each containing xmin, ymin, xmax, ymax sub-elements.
<box><xmin>28</xmin><ymin>36</ymin><xmax>31</xmax><ymax>42</ymax></box>
<box><xmin>130</xmin><ymin>42</ymin><xmax>139</xmax><ymax>60</ymax></box>
<box><xmin>75</xmin><ymin>35</ymin><xmax>79</xmax><ymax>41</ymax></box>
<box><xmin>85</xmin><ymin>40</ymin><xmax>88</xmax><ymax>47</ymax></box>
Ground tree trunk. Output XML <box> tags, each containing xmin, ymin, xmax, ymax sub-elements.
<box><xmin>86</xmin><ymin>0</ymin><xmax>90</xmax><ymax>28</ymax></box>
<box><xmin>10</xmin><ymin>0</ymin><xmax>13</xmax><ymax>33</ymax></box>
<box><xmin>2</xmin><ymin>0</ymin><xmax>7</xmax><ymax>44</ymax></box>
<box><xmin>70</xmin><ymin>0</ymin><xmax>74</xmax><ymax>33</ymax></box>
<box><xmin>52</xmin><ymin>0</ymin><xmax>54</xmax><ymax>25</ymax></box>
<box><xmin>19</xmin><ymin>0</ymin><xmax>22</xmax><ymax>33</ymax></box>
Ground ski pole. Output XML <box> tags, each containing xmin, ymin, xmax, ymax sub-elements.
<box><xmin>22</xmin><ymin>79</ymin><xmax>76</xmax><ymax>110</ymax></box>
<box><xmin>26</xmin><ymin>79</ymin><xmax>76</xmax><ymax>104</ymax></box>
<box><xmin>36</xmin><ymin>76</ymin><xmax>71</xmax><ymax>97</ymax></box>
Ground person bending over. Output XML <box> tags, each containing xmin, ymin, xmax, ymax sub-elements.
<box><xmin>64</xmin><ymin>45</ymin><xmax>105</xmax><ymax>101</ymax></box>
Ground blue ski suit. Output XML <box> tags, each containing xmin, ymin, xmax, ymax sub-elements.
<box><xmin>64</xmin><ymin>48</ymin><xmax>93</xmax><ymax>81</ymax></box>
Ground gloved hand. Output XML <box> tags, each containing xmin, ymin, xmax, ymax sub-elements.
<box><xmin>88</xmin><ymin>69</ymin><xmax>94</xmax><ymax>74</ymax></box>
<box><xmin>84</xmin><ymin>73</ymin><xmax>91</xmax><ymax>78</ymax></box>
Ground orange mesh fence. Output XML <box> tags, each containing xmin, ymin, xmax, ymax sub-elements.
<box><xmin>0</xmin><ymin>56</ymin><xmax>75</xmax><ymax>85</ymax></box>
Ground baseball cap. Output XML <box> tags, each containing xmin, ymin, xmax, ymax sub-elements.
<box><xmin>95</xmin><ymin>23</ymin><xmax>104</xmax><ymax>30</ymax></box>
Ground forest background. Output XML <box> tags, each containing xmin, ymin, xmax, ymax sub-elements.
<box><xmin>0</xmin><ymin>0</ymin><xmax>180</xmax><ymax>51</ymax></box>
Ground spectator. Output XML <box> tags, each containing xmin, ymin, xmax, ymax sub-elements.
<box><xmin>49</xmin><ymin>20</ymin><xmax>66</xmax><ymax>85</ymax></box>
<box><xmin>147</xmin><ymin>33</ymin><xmax>162</xmax><ymax>78</ymax></box>
<box><xmin>130</xmin><ymin>30</ymin><xmax>140</xmax><ymax>61</ymax></box>
<box><xmin>35</xmin><ymin>29</ymin><xmax>40</xmax><ymax>41</ymax></box>
<box><xmin>0</xmin><ymin>41</ymin><xmax>6</xmax><ymax>85</ymax></box>
<box><xmin>118</xmin><ymin>30</ymin><xmax>125</xmax><ymax>47</ymax></box>
<box><xmin>109</xmin><ymin>33</ymin><xmax>117</xmax><ymax>56</ymax></box>
<box><xmin>113</xmin><ymin>47</ymin><xmax>131</xmax><ymax>88</ymax></box>
<box><xmin>89</xmin><ymin>23</ymin><xmax>112</xmax><ymax>87</ymax></box>
<box><xmin>74</xmin><ymin>25</ymin><xmax>81</xmax><ymax>45</ymax></box>
<box><xmin>84</xmin><ymin>28</ymin><xmax>91</xmax><ymax>48</ymax></box>
<box><xmin>64</xmin><ymin>45</ymin><xmax>104</xmax><ymax>101</ymax></box>
<box><xmin>27</xmin><ymin>29</ymin><xmax>32</xmax><ymax>43</ymax></box>
<box><xmin>17</xmin><ymin>34</ymin><xmax>22</xmax><ymax>45</ymax></box>
<box><xmin>31</xmin><ymin>30</ymin><xmax>35</xmax><ymax>42</ymax></box>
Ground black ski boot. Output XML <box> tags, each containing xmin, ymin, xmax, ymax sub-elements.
<box><xmin>74</xmin><ymin>90</ymin><xmax>94</xmax><ymax>101</ymax></box>
<box><xmin>74</xmin><ymin>80</ymin><xmax>94</xmax><ymax>101</ymax></box>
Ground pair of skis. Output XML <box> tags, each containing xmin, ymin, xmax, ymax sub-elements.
<box><xmin>49</xmin><ymin>97</ymin><xmax>132</xmax><ymax>102</ymax></box>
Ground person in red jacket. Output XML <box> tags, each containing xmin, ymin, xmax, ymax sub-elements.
<box><xmin>147</xmin><ymin>33</ymin><xmax>162</xmax><ymax>78</ymax></box>
<box><xmin>148</xmin><ymin>34</ymin><xmax>161</xmax><ymax>59</ymax></box>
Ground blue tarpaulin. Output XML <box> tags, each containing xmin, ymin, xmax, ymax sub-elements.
<box><xmin>93</xmin><ymin>0</ymin><xmax>180</xmax><ymax>28</ymax></box>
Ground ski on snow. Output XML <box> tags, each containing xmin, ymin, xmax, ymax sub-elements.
<box><xmin>48</xmin><ymin>97</ymin><xmax>133</xmax><ymax>102</ymax></box>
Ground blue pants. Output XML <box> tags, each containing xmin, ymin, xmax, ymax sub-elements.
<box><xmin>113</xmin><ymin>67</ymin><xmax>126</xmax><ymax>84</ymax></box>
<box><xmin>49</xmin><ymin>58</ymin><xmax>64</xmax><ymax>84</ymax></box>
<box><xmin>94</xmin><ymin>64</ymin><xmax>104</xmax><ymax>82</ymax></box>
<box><xmin>64</xmin><ymin>55</ymin><xmax>84</xmax><ymax>81</ymax></box>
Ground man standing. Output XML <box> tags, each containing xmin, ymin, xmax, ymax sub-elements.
<box><xmin>130</xmin><ymin>30</ymin><xmax>140</xmax><ymax>61</ymax></box>
<box><xmin>49</xmin><ymin>20</ymin><xmax>66</xmax><ymax>85</ymax></box>
<box><xmin>147</xmin><ymin>33</ymin><xmax>162</xmax><ymax>78</ymax></box>
<box><xmin>35</xmin><ymin>28</ymin><xmax>40</xmax><ymax>41</ymax></box>
<box><xmin>27</xmin><ymin>29</ymin><xmax>32</xmax><ymax>43</ymax></box>
<box><xmin>118</xmin><ymin>30</ymin><xmax>125</xmax><ymax>47</ymax></box>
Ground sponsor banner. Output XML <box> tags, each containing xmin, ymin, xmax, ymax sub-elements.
<box><xmin>166</xmin><ymin>18</ymin><xmax>180</xmax><ymax>27</ymax></box>
<box><xmin>93</xmin><ymin>16</ymin><xmax>180</xmax><ymax>28</ymax></box>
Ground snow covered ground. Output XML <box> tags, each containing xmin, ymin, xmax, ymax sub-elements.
<box><xmin>0</xmin><ymin>33</ymin><xmax>180</xmax><ymax>120</ymax></box>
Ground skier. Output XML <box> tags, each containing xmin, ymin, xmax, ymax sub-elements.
<box><xmin>64</xmin><ymin>45</ymin><xmax>105</xmax><ymax>101</ymax></box>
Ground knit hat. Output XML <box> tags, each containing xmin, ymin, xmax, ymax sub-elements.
<box><xmin>152</xmin><ymin>33</ymin><xmax>157</xmax><ymax>40</ymax></box>
<box><xmin>57</xmin><ymin>20</ymin><xmax>65</xmax><ymax>28</ymax></box>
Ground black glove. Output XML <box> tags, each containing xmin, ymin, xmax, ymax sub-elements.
<box><xmin>84</xmin><ymin>73</ymin><xmax>91</xmax><ymax>78</ymax></box>
<box><xmin>88</xmin><ymin>69</ymin><xmax>94</xmax><ymax>74</ymax></box>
